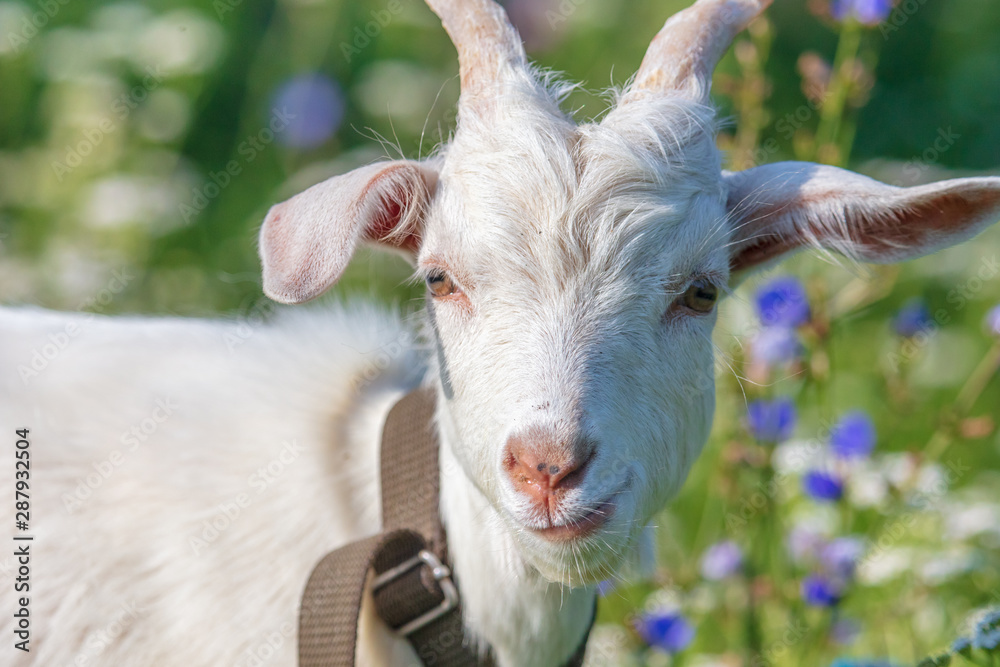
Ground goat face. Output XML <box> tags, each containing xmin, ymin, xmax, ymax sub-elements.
<box><xmin>258</xmin><ymin>0</ymin><xmax>1000</xmax><ymax>585</ymax></box>
<box><xmin>419</xmin><ymin>96</ymin><xmax>728</xmax><ymax>583</ymax></box>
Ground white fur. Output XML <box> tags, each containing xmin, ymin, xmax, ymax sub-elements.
<box><xmin>5</xmin><ymin>0</ymin><xmax>1000</xmax><ymax>664</ymax></box>
<box><xmin>1</xmin><ymin>305</ymin><xmax>421</xmax><ymax>665</ymax></box>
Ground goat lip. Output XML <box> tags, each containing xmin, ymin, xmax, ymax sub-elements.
<box><xmin>530</xmin><ymin>499</ymin><xmax>616</xmax><ymax>543</ymax></box>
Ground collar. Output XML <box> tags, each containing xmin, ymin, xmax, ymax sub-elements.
<box><xmin>298</xmin><ymin>387</ymin><xmax>595</xmax><ymax>666</ymax></box>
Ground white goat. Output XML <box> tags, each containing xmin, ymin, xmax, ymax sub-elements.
<box><xmin>4</xmin><ymin>0</ymin><xmax>1000</xmax><ymax>664</ymax></box>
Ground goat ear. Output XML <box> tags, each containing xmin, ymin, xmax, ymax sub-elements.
<box><xmin>724</xmin><ymin>162</ymin><xmax>1000</xmax><ymax>281</ymax></box>
<box><xmin>259</xmin><ymin>160</ymin><xmax>438</xmax><ymax>304</ymax></box>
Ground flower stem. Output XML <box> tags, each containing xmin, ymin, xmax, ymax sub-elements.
<box><xmin>924</xmin><ymin>340</ymin><xmax>1000</xmax><ymax>463</ymax></box>
<box><xmin>815</xmin><ymin>19</ymin><xmax>863</xmax><ymax>165</ymax></box>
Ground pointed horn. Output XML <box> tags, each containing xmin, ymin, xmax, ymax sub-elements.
<box><xmin>424</xmin><ymin>0</ymin><xmax>528</xmax><ymax>102</ymax></box>
<box><xmin>627</xmin><ymin>0</ymin><xmax>771</xmax><ymax>103</ymax></box>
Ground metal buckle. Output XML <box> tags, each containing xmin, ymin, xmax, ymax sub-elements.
<box><xmin>371</xmin><ymin>549</ymin><xmax>459</xmax><ymax>636</ymax></box>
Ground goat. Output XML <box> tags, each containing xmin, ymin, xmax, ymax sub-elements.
<box><xmin>3</xmin><ymin>0</ymin><xmax>1000</xmax><ymax>664</ymax></box>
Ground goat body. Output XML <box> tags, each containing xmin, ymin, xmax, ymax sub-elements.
<box><xmin>1</xmin><ymin>306</ymin><xmax>409</xmax><ymax>664</ymax></box>
<box><xmin>2</xmin><ymin>304</ymin><xmax>593</xmax><ymax>665</ymax></box>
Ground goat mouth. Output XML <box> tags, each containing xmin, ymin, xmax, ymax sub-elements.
<box><xmin>530</xmin><ymin>498</ymin><xmax>616</xmax><ymax>543</ymax></box>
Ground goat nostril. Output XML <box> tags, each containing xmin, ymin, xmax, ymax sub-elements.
<box><xmin>505</xmin><ymin>431</ymin><xmax>596</xmax><ymax>499</ymax></box>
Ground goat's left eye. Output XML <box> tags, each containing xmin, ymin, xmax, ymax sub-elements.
<box><xmin>681</xmin><ymin>279</ymin><xmax>718</xmax><ymax>313</ymax></box>
<box><xmin>426</xmin><ymin>270</ymin><xmax>459</xmax><ymax>298</ymax></box>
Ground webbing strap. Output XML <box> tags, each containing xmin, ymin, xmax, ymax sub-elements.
<box><xmin>379</xmin><ymin>388</ymin><xmax>447</xmax><ymax>550</ymax></box>
<box><xmin>298</xmin><ymin>387</ymin><xmax>593</xmax><ymax>666</ymax></box>
<box><xmin>298</xmin><ymin>531</ymin><xmax>420</xmax><ymax>665</ymax></box>
<box><xmin>374</xmin><ymin>388</ymin><xmax>484</xmax><ymax>664</ymax></box>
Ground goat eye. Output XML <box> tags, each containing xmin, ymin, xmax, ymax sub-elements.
<box><xmin>426</xmin><ymin>270</ymin><xmax>458</xmax><ymax>298</ymax></box>
<box><xmin>681</xmin><ymin>279</ymin><xmax>718</xmax><ymax>313</ymax></box>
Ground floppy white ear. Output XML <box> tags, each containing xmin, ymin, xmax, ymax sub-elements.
<box><xmin>724</xmin><ymin>162</ymin><xmax>1000</xmax><ymax>278</ymax></box>
<box><xmin>259</xmin><ymin>160</ymin><xmax>438</xmax><ymax>304</ymax></box>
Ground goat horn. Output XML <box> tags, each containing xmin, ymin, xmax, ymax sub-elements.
<box><xmin>628</xmin><ymin>0</ymin><xmax>772</xmax><ymax>103</ymax></box>
<box><xmin>424</xmin><ymin>0</ymin><xmax>528</xmax><ymax>102</ymax></box>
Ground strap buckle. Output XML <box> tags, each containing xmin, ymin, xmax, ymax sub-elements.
<box><xmin>371</xmin><ymin>549</ymin><xmax>459</xmax><ymax>636</ymax></box>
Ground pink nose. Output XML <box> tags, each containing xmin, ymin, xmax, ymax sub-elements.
<box><xmin>503</xmin><ymin>428</ymin><xmax>593</xmax><ymax>513</ymax></box>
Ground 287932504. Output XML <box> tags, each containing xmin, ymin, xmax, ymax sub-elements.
<box><xmin>15</xmin><ymin>429</ymin><xmax>30</xmax><ymax>530</ymax></box>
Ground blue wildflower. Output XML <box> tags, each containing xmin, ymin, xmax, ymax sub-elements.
<box><xmin>830</xmin><ymin>618</ymin><xmax>862</xmax><ymax>645</ymax></box>
<box><xmin>974</xmin><ymin>627</ymin><xmax>1000</xmax><ymax>650</ymax></box>
<box><xmin>974</xmin><ymin>608</ymin><xmax>1000</xmax><ymax>649</ymax></box>
<box><xmin>787</xmin><ymin>526</ymin><xmax>826</xmax><ymax>564</ymax></box>
<box><xmin>830</xmin><ymin>411</ymin><xmax>877</xmax><ymax>459</ymax></box>
<box><xmin>635</xmin><ymin>611</ymin><xmax>695</xmax><ymax>653</ymax></box>
<box><xmin>831</xmin><ymin>0</ymin><xmax>894</xmax><ymax>25</ymax></box>
<box><xmin>747</xmin><ymin>398</ymin><xmax>797</xmax><ymax>443</ymax></box>
<box><xmin>802</xmin><ymin>574</ymin><xmax>842</xmax><ymax>607</ymax></box>
<box><xmin>977</xmin><ymin>607</ymin><xmax>1000</xmax><ymax>631</ymax></box>
<box><xmin>751</xmin><ymin>326</ymin><xmax>803</xmax><ymax>366</ymax></box>
<box><xmin>821</xmin><ymin>537</ymin><xmax>864</xmax><ymax>579</ymax></box>
<box><xmin>271</xmin><ymin>73</ymin><xmax>345</xmax><ymax>149</ymax></box>
<box><xmin>803</xmin><ymin>470</ymin><xmax>844</xmax><ymax>502</ymax></box>
<box><xmin>893</xmin><ymin>299</ymin><xmax>932</xmax><ymax>337</ymax></box>
<box><xmin>755</xmin><ymin>276</ymin><xmax>811</xmax><ymax>328</ymax></box>
<box><xmin>986</xmin><ymin>304</ymin><xmax>1000</xmax><ymax>337</ymax></box>
<box><xmin>700</xmin><ymin>540</ymin><xmax>743</xmax><ymax>580</ymax></box>
<box><xmin>829</xmin><ymin>660</ymin><xmax>897</xmax><ymax>667</ymax></box>
<box><xmin>596</xmin><ymin>580</ymin><xmax>615</xmax><ymax>597</ymax></box>
<box><xmin>951</xmin><ymin>636</ymin><xmax>973</xmax><ymax>653</ymax></box>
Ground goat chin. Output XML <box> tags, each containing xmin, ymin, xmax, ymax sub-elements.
<box><xmin>526</xmin><ymin>539</ymin><xmax>634</xmax><ymax>588</ymax></box>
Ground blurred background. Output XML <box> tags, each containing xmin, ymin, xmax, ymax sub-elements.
<box><xmin>2</xmin><ymin>0</ymin><xmax>1000</xmax><ymax>665</ymax></box>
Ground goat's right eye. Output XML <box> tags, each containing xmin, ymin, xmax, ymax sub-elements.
<box><xmin>679</xmin><ymin>279</ymin><xmax>719</xmax><ymax>314</ymax></box>
<box><xmin>426</xmin><ymin>270</ymin><xmax>459</xmax><ymax>298</ymax></box>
